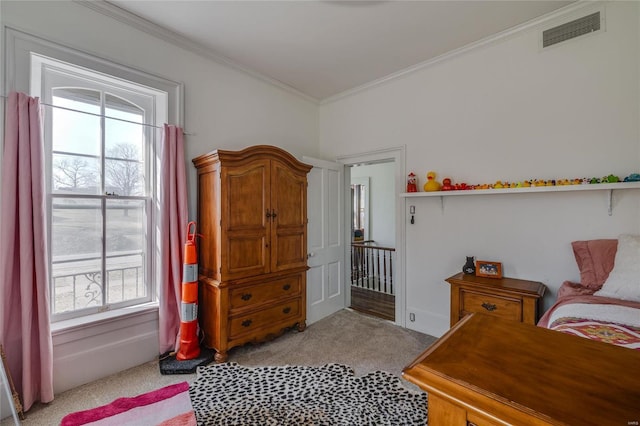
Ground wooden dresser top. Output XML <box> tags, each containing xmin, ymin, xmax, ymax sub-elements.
<box><xmin>403</xmin><ymin>313</ymin><xmax>640</xmax><ymax>425</ymax></box>
<box><xmin>446</xmin><ymin>272</ymin><xmax>546</xmax><ymax>298</ymax></box>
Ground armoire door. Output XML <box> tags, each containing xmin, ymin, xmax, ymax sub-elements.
<box><xmin>220</xmin><ymin>158</ymin><xmax>270</xmax><ymax>280</ymax></box>
<box><xmin>270</xmin><ymin>160</ymin><xmax>308</xmax><ymax>273</ymax></box>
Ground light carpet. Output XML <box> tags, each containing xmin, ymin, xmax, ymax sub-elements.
<box><xmin>189</xmin><ymin>363</ymin><xmax>427</xmax><ymax>425</ymax></box>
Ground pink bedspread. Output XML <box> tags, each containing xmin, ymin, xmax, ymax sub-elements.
<box><xmin>538</xmin><ymin>281</ymin><xmax>640</xmax><ymax>350</ymax></box>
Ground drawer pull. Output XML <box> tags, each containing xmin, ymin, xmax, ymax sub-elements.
<box><xmin>283</xmin><ymin>284</ymin><xmax>291</xmax><ymax>291</ymax></box>
<box><xmin>482</xmin><ymin>302</ymin><xmax>497</xmax><ymax>312</ymax></box>
<box><xmin>283</xmin><ymin>307</ymin><xmax>291</xmax><ymax>314</ymax></box>
<box><xmin>240</xmin><ymin>293</ymin><xmax>252</xmax><ymax>301</ymax></box>
<box><xmin>241</xmin><ymin>319</ymin><xmax>253</xmax><ymax>327</ymax></box>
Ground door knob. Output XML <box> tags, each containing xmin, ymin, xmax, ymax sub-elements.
<box><xmin>307</xmin><ymin>252</ymin><xmax>315</xmax><ymax>258</ymax></box>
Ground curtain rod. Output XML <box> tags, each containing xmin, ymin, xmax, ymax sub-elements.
<box><xmin>0</xmin><ymin>94</ymin><xmax>194</xmax><ymax>136</ymax></box>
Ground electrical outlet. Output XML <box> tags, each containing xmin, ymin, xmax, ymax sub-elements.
<box><xmin>409</xmin><ymin>312</ymin><xmax>415</xmax><ymax>322</ymax></box>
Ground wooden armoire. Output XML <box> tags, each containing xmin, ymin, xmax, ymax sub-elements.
<box><xmin>192</xmin><ymin>145</ymin><xmax>312</xmax><ymax>362</ymax></box>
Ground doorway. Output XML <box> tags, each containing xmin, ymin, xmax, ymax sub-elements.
<box><xmin>349</xmin><ymin>162</ymin><xmax>395</xmax><ymax>321</ymax></box>
<box><xmin>338</xmin><ymin>147</ymin><xmax>406</xmax><ymax>327</ymax></box>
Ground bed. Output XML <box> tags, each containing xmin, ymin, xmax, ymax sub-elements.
<box><xmin>537</xmin><ymin>235</ymin><xmax>640</xmax><ymax>350</ymax></box>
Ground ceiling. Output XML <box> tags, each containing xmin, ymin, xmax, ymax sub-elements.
<box><xmin>106</xmin><ymin>1</ymin><xmax>574</xmax><ymax>101</ymax></box>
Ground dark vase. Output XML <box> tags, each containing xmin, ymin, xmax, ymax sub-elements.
<box><xmin>463</xmin><ymin>256</ymin><xmax>476</xmax><ymax>275</ymax></box>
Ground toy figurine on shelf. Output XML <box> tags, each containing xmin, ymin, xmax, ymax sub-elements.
<box><xmin>624</xmin><ymin>173</ymin><xmax>640</xmax><ymax>182</ymax></box>
<box><xmin>424</xmin><ymin>171</ymin><xmax>442</xmax><ymax>192</ymax></box>
<box><xmin>407</xmin><ymin>172</ymin><xmax>418</xmax><ymax>192</ymax></box>
<box><xmin>441</xmin><ymin>177</ymin><xmax>454</xmax><ymax>191</ymax></box>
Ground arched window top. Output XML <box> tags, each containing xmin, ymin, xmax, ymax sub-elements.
<box><xmin>51</xmin><ymin>87</ymin><xmax>145</xmax><ymax>119</ymax></box>
<box><xmin>105</xmin><ymin>92</ymin><xmax>144</xmax><ymax>118</ymax></box>
<box><xmin>52</xmin><ymin>87</ymin><xmax>100</xmax><ymax>114</ymax></box>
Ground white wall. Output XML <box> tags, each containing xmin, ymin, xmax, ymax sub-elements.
<box><xmin>319</xmin><ymin>1</ymin><xmax>640</xmax><ymax>337</ymax></box>
<box><xmin>350</xmin><ymin>162</ymin><xmax>396</xmax><ymax>247</ymax></box>
<box><xmin>1</xmin><ymin>0</ymin><xmax>318</xmax><ymax>394</ymax></box>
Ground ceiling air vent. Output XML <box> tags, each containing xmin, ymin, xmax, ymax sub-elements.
<box><xmin>543</xmin><ymin>11</ymin><xmax>600</xmax><ymax>48</ymax></box>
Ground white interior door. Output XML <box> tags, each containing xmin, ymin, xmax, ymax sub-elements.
<box><xmin>304</xmin><ymin>156</ymin><xmax>345</xmax><ymax>324</ymax></box>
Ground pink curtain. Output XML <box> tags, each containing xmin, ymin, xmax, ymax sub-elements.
<box><xmin>0</xmin><ymin>92</ymin><xmax>54</xmax><ymax>410</ymax></box>
<box><xmin>158</xmin><ymin>124</ymin><xmax>188</xmax><ymax>354</ymax></box>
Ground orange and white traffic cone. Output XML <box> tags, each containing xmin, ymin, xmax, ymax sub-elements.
<box><xmin>176</xmin><ymin>221</ymin><xmax>200</xmax><ymax>360</ymax></box>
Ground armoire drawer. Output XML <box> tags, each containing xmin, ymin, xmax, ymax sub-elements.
<box><xmin>229</xmin><ymin>274</ymin><xmax>302</xmax><ymax>311</ymax></box>
<box><xmin>228</xmin><ymin>299</ymin><xmax>301</xmax><ymax>339</ymax></box>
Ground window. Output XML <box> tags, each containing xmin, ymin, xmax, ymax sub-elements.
<box><xmin>31</xmin><ymin>54</ymin><xmax>168</xmax><ymax>322</ymax></box>
<box><xmin>351</xmin><ymin>177</ymin><xmax>369</xmax><ymax>241</ymax></box>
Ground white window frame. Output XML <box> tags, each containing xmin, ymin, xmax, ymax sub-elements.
<box><xmin>33</xmin><ymin>54</ymin><xmax>165</xmax><ymax>321</ymax></box>
<box><xmin>5</xmin><ymin>28</ymin><xmax>183</xmax><ymax>325</ymax></box>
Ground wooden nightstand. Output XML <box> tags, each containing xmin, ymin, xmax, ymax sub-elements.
<box><xmin>445</xmin><ymin>272</ymin><xmax>546</xmax><ymax>327</ymax></box>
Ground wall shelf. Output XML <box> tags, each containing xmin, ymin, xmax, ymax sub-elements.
<box><xmin>401</xmin><ymin>182</ymin><xmax>640</xmax><ymax>215</ymax></box>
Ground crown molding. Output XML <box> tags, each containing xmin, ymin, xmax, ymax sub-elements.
<box><xmin>321</xmin><ymin>0</ymin><xmax>600</xmax><ymax>105</ymax></box>
<box><xmin>75</xmin><ymin>0</ymin><xmax>601</xmax><ymax>106</ymax></box>
<box><xmin>74</xmin><ymin>0</ymin><xmax>319</xmax><ymax>104</ymax></box>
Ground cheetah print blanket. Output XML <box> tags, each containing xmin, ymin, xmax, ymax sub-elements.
<box><xmin>189</xmin><ymin>363</ymin><xmax>427</xmax><ymax>425</ymax></box>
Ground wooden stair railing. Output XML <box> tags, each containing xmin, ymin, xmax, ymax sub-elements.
<box><xmin>350</xmin><ymin>241</ymin><xmax>395</xmax><ymax>295</ymax></box>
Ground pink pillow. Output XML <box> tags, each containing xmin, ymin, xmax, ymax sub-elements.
<box><xmin>557</xmin><ymin>280</ymin><xmax>596</xmax><ymax>299</ymax></box>
<box><xmin>571</xmin><ymin>239</ymin><xmax>618</xmax><ymax>290</ymax></box>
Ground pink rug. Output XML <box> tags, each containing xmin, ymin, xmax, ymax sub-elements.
<box><xmin>60</xmin><ymin>381</ymin><xmax>196</xmax><ymax>426</ymax></box>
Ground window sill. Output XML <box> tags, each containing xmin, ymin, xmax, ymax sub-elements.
<box><xmin>51</xmin><ymin>302</ymin><xmax>159</xmax><ymax>337</ymax></box>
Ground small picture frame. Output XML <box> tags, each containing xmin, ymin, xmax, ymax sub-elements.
<box><xmin>475</xmin><ymin>260</ymin><xmax>503</xmax><ymax>279</ymax></box>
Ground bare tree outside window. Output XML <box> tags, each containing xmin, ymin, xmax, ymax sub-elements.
<box><xmin>53</xmin><ymin>156</ymin><xmax>97</xmax><ymax>191</ymax></box>
<box><xmin>105</xmin><ymin>143</ymin><xmax>143</xmax><ymax>196</ymax></box>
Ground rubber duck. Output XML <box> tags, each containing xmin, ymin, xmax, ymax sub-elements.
<box><xmin>494</xmin><ymin>181</ymin><xmax>504</xmax><ymax>189</ymax></box>
<box><xmin>423</xmin><ymin>171</ymin><xmax>441</xmax><ymax>192</ymax></box>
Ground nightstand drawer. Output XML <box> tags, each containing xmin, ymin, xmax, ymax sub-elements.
<box><xmin>460</xmin><ymin>290</ymin><xmax>521</xmax><ymax>321</ymax></box>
